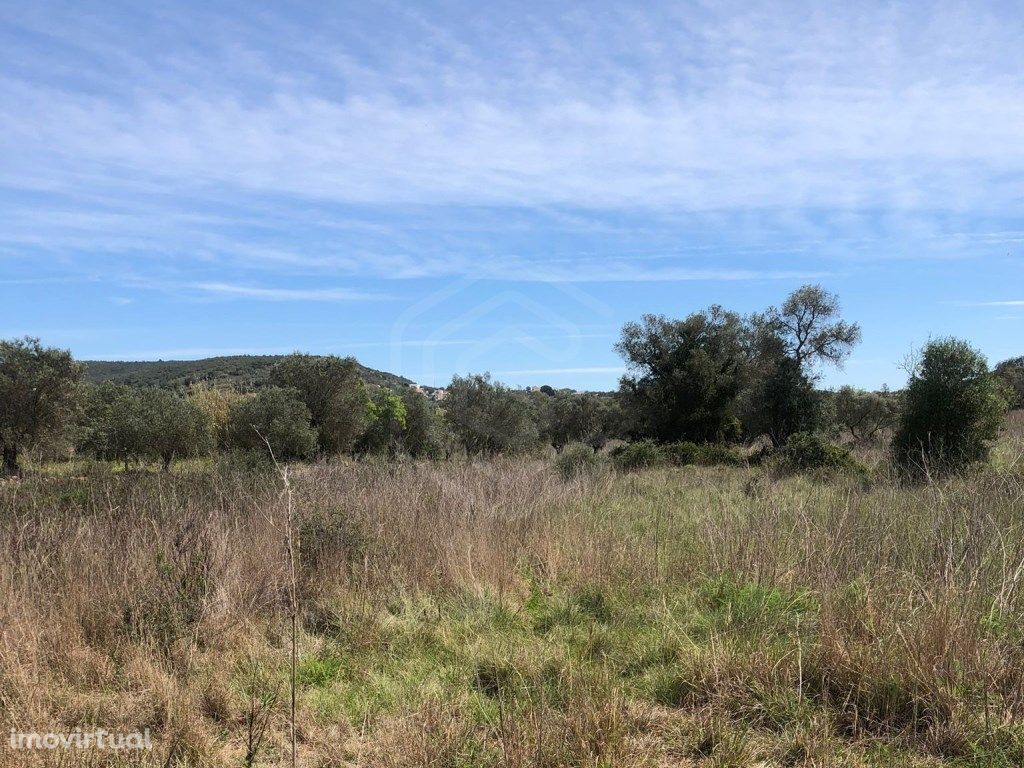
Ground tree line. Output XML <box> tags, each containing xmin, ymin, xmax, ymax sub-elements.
<box><xmin>1</xmin><ymin>284</ymin><xmax>1019</xmax><ymax>476</ymax></box>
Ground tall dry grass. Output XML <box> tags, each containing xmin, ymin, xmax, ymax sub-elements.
<box><xmin>2</xmin><ymin>454</ymin><xmax>1024</xmax><ymax>765</ymax></box>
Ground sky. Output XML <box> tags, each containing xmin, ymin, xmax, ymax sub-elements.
<box><xmin>1</xmin><ymin>0</ymin><xmax>1022</xmax><ymax>391</ymax></box>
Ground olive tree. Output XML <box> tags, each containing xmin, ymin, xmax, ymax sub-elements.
<box><xmin>79</xmin><ymin>382</ymin><xmax>146</xmax><ymax>468</ymax></box>
<box><xmin>615</xmin><ymin>306</ymin><xmax>749</xmax><ymax>443</ymax></box>
<box><xmin>995</xmin><ymin>357</ymin><xmax>1024</xmax><ymax>409</ymax></box>
<box><xmin>893</xmin><ymin>338</ymin><xmax>1008</xmax><ymax>471</ymax></box>
<box><xmin>0</xmin><ymin>337</ymin><xmax>83</xmax><ymax>475</ymax></box>
<box><xmin>400</xmin><ymin>388</ymin><xmax>453</xmax><ymax>458</ymax></box>
<box><xmin>833</xmin><ymin>386</ymin><xmax>900</xmax><ymax>443</ymax></box>
<box><xmin>756</xmin><ymin>284</ymin><xmax>862</xmax><ymax>369</ymax></box>
<box><xmin>227</xmin><ymin>387</ymin><xmax>318</xmax><ymax>461</ymax></box>
<box><xmin>135</xmin><ymin>388</ymin><xmax>213</xmax><ymax>470</ymax></box>
<box><xmin>537</xmin><ymin>390</ymin><xmax>624</xmax><ymax>450</ymax></box>
<box><xmin>747</xmin><ymin>286</ymin><xmax>861</xmax><ymax>445</ymax></box>
<box><xmin>442</xmin><ymin>374</ymin><xmax>539</xmax><ymax>455</ymax></box>
<box><xmin>270</xmin><ymin>354</ymin><xmax>371</xmax><ymax>454</ymax></box>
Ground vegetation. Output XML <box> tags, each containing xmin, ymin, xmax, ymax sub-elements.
<box><xmin>995</xmin><ymin>356</ymin><xmax>1024</xmax><ymax>409</ymax></box>
<box><xmin>269</xmin><ymin>354</ymin><xmax>372</xmax><ymax>455</ymax></box>
<box><xmin>225</xmin><ymin>387</ymin><xmax>318</xmax><ymax>461</ymax></box>
<box><xmin>82</xmin><ymin>354</ymin><xmax>418</xmax><ymax>392</ymax></box>
<box><xmin>553</xmin><ymin>440</ymin><xmax>600</xmax><ymax>480</ymax></box>
<box><xmin>399</xmin><ymin>387</ymin><xmax>452</xmax><ymax>458</ymax></box>
<box><xmin>616</xmin><ymin>306</ymin><xmax>748</xmax><ymax>443</ymax></box>
<box><xmin>833</xmin><ymin>385</ymin><xmax>901</xmax><ymax>444</ymax></box>
<box><xmin>0</xmin><ymin>336</ymin><xmax>83</xmax><ymax>474</ymax></box>
<box><xmin>779</xmin><ymin>431</ymin><xmax>864</xmax><ymax>473</ymax></box>
<box><xmin>745</xmin><ymin>284</ymin><xmax>861</xmax><ymax>445</ymax></box>
<box><xmin>444</xmin><ymin>373</ymin><xmax>540</xmax><ymax>455</ymax></box>
<box><xmin>4</xmin><ymin>448</ymin><xmax>1024</xmax><ymax>766</ymax></box>
<box><xmin>535</xmin><ymin>389</ymin><xmax>622</xmax><ymax>450</ymax></box>
<box><xmin>894</xmin><ymin>338</ymin><xmax>1010</xmax><ymax>472</ymax></box>
<box><xmin>1</xmin><ymin>285</ymin><xmax>1021</xmax><ymax>766</ymax></box>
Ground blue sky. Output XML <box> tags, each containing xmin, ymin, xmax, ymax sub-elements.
<box><xmin>1</xmin><ymin>0</ymin><xmax>1022</xmax><ymax>390</ymax></box>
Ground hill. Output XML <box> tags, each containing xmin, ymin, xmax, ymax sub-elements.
<box><xmin>82</xmin><ymin>355</ymin><xmax>424</xmax><ymax>392</ymax></box>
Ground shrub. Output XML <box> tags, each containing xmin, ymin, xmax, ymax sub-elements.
<box><xmin>554</xmin><ymin>441</ymin><xmax>600</xmax><ymax>480</ymax></box>
<box><xmin>832</xmin><ymin>385</ymin><xmax>901</xmax><ymax>443</ymax></box>
<box><xmin>79</xmin><ymin>384</ymin><xmax>212</xmax><ymax>470</ymax></box>
<box><xmin>893</xmin><ymin>338</ymin><xmax>1009</xmax><ymax>473</ymax></box>
<box><xmin>401</xmin><ymin>388</ymin><xmax>453</xmax><ymax>458</ymax></box>
<box><xmin>781</xmin><ymin>432</ymin><xmax>863</xmax><ymax>473</ymax></box>
<box><xmin>269</xmin><ymin>353</ymin><xmax>371</xmax><ymax>455</ymax></box>
<box><xmin>442</xmin><ymin>374</ymin><xmax>539</xmax><ymax>455</ymax></box>
<box><xmin>609</xmin><ymin>440</ymin><xmax>667</xmax><ymax>472</ymax></box>
<box><xmin>663</xmin><ymin>441</ymin><xmax>744</xmax><ymax>467</ymax></box>
<box><xmin>226</xmin><ymin>387</ymin><xmax>318</xmax><ymax>462</ymax></box>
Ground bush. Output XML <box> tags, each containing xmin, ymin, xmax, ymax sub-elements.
<box><xmin>553</xmin><ymin>442</ymin><xmax>600</xmax><ymax>480</ymax></box>
<box><xmin>79</xmin><ymin>384</ymin><xmax>212</xmax><ymax>470</ymax></box>
<box><xmin>226</xmin><ymin>387</ymin><xmax>318</xmax><ymax>462</ymax></box>
<box><xmin>609</xmin><ymin>440</ymin><xmax>667</xmax><ymax>472</ymax></box>
<box><xmin>663</xmin><ymin>441</ymin><xmax>744</xmax><ymax>467</ymax></box>
<box><xmin>781</xmin><ymin>432</ymin><xmax>863</xmax><ymax>473</ymax></box>
<box><xmin>893</xmin><ymin>338</ymin><xmax>1009</xmax><ymax>473</ymax></box>
<box><xmin>442</xmin><ymin>374</ymin><xmax>539</xmax><ymax>455</ymax></box>
<box><xmin>269</xmin><ymin>353</ymin><xmax>371</xmax><ymax>455</ymax></box>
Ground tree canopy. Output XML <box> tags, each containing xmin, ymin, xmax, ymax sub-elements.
<box><xmin>443</xmin><ymin>374</ymin><xmax>539</xmax><ymax>455</ymax></box>
<box><xmin>615</xmin><ymin>306</ymin><xmax>749</xmax><ymax>443</ymax></box>
<box><xmin>0</xmin><ymin>337</ymin><xmax>83</xmax><ymax>474</ymax></box>
<box><xmin>270</xmin><ymin>353</ymin><xmax>372</xmax><ymax>455</ymax></box>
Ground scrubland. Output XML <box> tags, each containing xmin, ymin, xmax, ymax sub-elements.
<box><xmin>2</xmin><ymin>421</ymin><xmax>1024</xmax><ymax>767</ymax></box>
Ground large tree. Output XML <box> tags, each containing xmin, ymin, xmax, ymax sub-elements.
<box><xmin>270</xmin><ymin>354</ymin><xmax>371</xmax><ymax>454</ymax></box>
<box><xmin>746</xmin><ymin>285</ymin><xmax>861</xmax><ymax>444</ymax></box>
<box><xmin>755</xmin><ymin>284</ymin><xmax>862</xmax><ymax>369</ymax></box>
<box><xmin>615</xmin><ymin>306</ymin><xmax>749</xmax><ymax>443</ymax></box>
<box><xmin>0</xmin><ymin>337</ymin><xmax>83</xmax><ymax>475</ymax></box>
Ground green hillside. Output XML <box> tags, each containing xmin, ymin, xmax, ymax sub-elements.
<box><xmin>82</xmin><ymin>355</ymin><xmax>424</xmax><ymax>392</ymax></box>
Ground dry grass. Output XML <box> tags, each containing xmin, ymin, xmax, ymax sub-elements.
<box><xmin>2</xmin><ymin>436</ymin><xmax>1024</xmax><ymax>766</ymax></box>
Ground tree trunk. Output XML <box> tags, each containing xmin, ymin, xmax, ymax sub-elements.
<box><xmin>2</xmin><ymin>442</ymin><xmax>19</xmax><ymax>477</ymax></box>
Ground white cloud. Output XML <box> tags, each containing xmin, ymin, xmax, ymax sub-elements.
<box><xmin>191</xmin><ymin>282</ymin><xmax>386</xmax><ymax>302</ymax></box>
<box><xmin>1</xmin><ymin>1</ymin><xmax>1022</xmax><ymax>284</ymax></box>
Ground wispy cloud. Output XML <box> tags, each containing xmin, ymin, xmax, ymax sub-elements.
<box><xmin>2</xmin><ymin>1</ymin><xmax>1023</xmax><ymax>286</ymax></box>
<box><xmin>190</xmin><ymin>282</ymin><xmax>387</xmax><ymax>302</ymax></box>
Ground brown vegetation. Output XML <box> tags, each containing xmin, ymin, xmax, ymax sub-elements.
<box><xmin>2</xmin><ymin>423</ymin><xmax>1024</xmax><ymax>766</ymax></box>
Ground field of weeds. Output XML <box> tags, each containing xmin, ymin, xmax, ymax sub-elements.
<box><xmin>3</xmin><ymin>436</ymin><xmax>1024</xmax><ymax>766</ymax></box>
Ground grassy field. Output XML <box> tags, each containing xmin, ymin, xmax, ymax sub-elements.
<box><xmin>3</xmin><ymin>425</ymin><xmax>1024</xmax><ymax>766</ymax></box>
